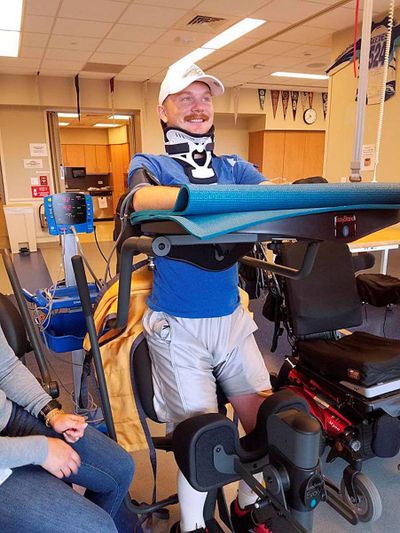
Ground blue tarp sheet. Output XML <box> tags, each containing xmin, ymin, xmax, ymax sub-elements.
<box><xmin>130</xmin><ymin>183</ymin><xmax>400</xmax><ymax>240</ymax></box>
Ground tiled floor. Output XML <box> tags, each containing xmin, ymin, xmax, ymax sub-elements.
<box><xmin>2</xmin><ymin>223</ymin><xmax>400</xmax><ymax>532</ymax></box>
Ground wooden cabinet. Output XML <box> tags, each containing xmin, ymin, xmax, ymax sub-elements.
<box><xmin>109</xmin><ymin>143</ymin><xmax>131</xmax><ymax>210</ymax></box>
<box><xmin>248</xmin><ymin>130</ymin><xmax>325</xmax><ymax>182</ymax></box>
<box><xmin>61</xmin><ymin>144</ymin><xmax>85</xmax><ymax>167</ymax></box>
<box><xmin>62</xmin><ymin>144</ymin><xmax>110</xmax><ymax>173</ymax></box>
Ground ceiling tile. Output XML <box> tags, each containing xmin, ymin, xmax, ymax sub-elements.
<box><xmin>48</xmin><ymin>35</ymin><xmax>102</xmax><ymax>51</ymax></box>
<box><xmin>22</xmin><ymin>32</ymin><xmax>49</xmax><ymax>47</ymax></box>
<box><xmin>255</xmin><ymin>55</ymin><xmax>305</xmax><ymax>68</ymax></box>
<box><xmin>27</xmin><ymin>0</ymin><xmax>61</xmax><ymax>17</ymax></box>
<box><xmin>274</xmin><ymin>24</ymin><xmax>331</xmax><ymax>44</ymax></box>
<box><xmin>80</xmin><ymin>71</ymin><xmax>117</xmax><ymax>79</ymax></box>
<box><xmin>247</xmin><ymin>20</ymin><xmax>289</xmax><ymax>40</ymax></box>
<box><xmin>20</xmin><ymin>46</ymin><xmax>45</xmax><ymax>59</ymax></box>
<box><xmin>194</xmin><ymin>0</ymin><xmax>270</xmax><ymax>17</ymax></box>
<box><xmin>282</xmin><ymin>43</ymin><xmax>330</xmax><ymax>59</ymax></box>
<box><xmin>141</xmin><ymin>43</ymin><xmax>193</xmax><ymax>60</ymax></box>
<box><xmin>89</xmin><ymin>51</ymin><xmax>137</xmax><ymax>64</ymax></box>
<box><xmin>40</xmin><ymin>58</ymin><xmax>86</xmax><ymax>70</ymax></box>
<box><xmin>0</xmin><ymin>57</ymin><xmax>41</xmax><ymax>68</ymax></box>
<box><xmin>119</xmin><ymin>64</ymin><xmax>162</xmax><ymax>76</ymax></box>
<box><xmin>0</xmin><ymin>66</ymin><xmax>38</xmax><ymax>75</ymax></box>
<box><xmin>96</xmin><ymin>39</ymin><xmax>148</xmax><ymax>55</ymax></box>
<box><xmin>122</xmin><ymin>4</ymin><xmax>186</xmax><ymax>28</ymax></box>
<box><xmin>130</xmin><ymin>55</ymin><xmax>171</xmax><ymax>68</ymax></box>
<box><xmin>53</xmin><ymin>18</ymin><xmax>113</xmax><ymax>37</ymax></box>
<box><xmin>223</xmin><ymin>36</ymin><xmax>261</xmax><ymax>53</ymax></box>
<box><xmin>45</xmin><ymin>48</ymin><xmax>92</xmax><ymax>61</ymax></box>
<box><xmin>39</xmin><ymin>69</ymin><xmax>78</xmax><ymax>77</ymax></box>
<box><xmin>305</xmin><ymin>7</ymin><xmax>356</xmax><ymax>30</ymax></box>
<box><xmin>310</xmin><ymin>34</ymin><xmax>332</xmax><ymax>47</ymax></box>
<box><xmin>252</xmin><ymin>0</ymin><xmax>327</xmax><ymax>23</ymax></box>
<box><xmin>107</xmin><ymin>24</ymin><xmax>165</xmax><ymax>43</ymax></box>
<box><xmin>251</xmin><ymin>40</ymin><xmax>299</xmax><ymax>56</ymax></box>
<box><xmin>59</xmin><ymin>0</ymin><xmax>128</xmax><ymax>23</ymax></box>
<box><xmin>23</xmin><ymin>15</ymin><xmax>54</xmax><ymax>33</ymax></box>
<box><xmin>156</xmin><ymin>29</ymin><xmax>215</xmax><ymax>47</ymax></box>
<box><xmin>135</xmin><ymin>0</ymin><xmax>199</xmax><ymax>7</ymax></box>
<box><xmin>226</xmin><ymin>50</ymin><xmax>273</xmax><ymax>66</ymax></box>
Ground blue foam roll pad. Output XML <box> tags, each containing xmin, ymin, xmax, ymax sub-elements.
<box><xmin>130</xmin><ymin>183</ymin><xmax>400</xmax><ymax>240</ymax></box>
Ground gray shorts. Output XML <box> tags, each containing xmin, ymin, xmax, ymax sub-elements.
<box><xmin>142</xmin><ymin>305</ymin><xmax>271</xmax><ymax>427</ymax></box>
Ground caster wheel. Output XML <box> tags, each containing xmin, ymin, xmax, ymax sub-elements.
<box><xmin>340</xmin><ymin>472</ymin><xmax>382</xmax><ymax>523</ymax></box>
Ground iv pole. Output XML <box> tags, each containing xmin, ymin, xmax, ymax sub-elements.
<box><xmin>350</xmin><ymin>0</ymin><xmax>374</xmax><ymax>182</ymax></box>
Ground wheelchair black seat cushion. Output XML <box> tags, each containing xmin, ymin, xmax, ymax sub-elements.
<box><xmin>298</xmin><ymin>331</ymin><xmax>400</xmax><ymax>387</ymax></box>
<box><xmin>356</xmin><ymin>273</ymin><xmax>400</xmax><ymax>307</ymax></box>
<box><xmin>172</xmin><ymin>390</ymin><xmax>310</xmax><ymax>492</ymax></box>
<box><xmin>0</xmin><ymin>294</ymin><xmax>28</xmax><ymax>358</ymax></box>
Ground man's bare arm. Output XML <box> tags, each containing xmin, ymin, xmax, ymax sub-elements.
<box><xmin>133</xmin><ymin>186</ymin><xmax>180</xmax><ymax>211</ymax></box>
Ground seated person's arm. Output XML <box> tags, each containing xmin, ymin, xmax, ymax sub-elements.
<box><xmin>133</xmin><ymin>185</ymin><xmax>180</xmax><ymax>212</ymax></box>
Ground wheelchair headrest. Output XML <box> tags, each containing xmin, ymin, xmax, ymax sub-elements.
<box><xmin>0</xmin><ymin>294</ymin><xmax>28</xmax><ymax>358</ymax></box>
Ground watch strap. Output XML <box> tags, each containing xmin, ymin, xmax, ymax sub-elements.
<box><xmin>38</xmin><ymin>399</ymin><xmax>62</xmax><ymax>422</ymax></box>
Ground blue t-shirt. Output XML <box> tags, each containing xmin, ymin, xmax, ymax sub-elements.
<box><xmin>128</xmin><ymin>153</ymin><xmax>266</xmax><ymax>318</ymax></box>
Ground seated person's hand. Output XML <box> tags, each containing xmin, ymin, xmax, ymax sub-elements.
<box><xmin>41</xmin><ymin>437</ymin><xmax>81</xmax><ymax>479</ymax></box>
<box><xmin>48</xmin><ymin>412</ymin><xmax>88</xmax><ymax>443</ymax></box>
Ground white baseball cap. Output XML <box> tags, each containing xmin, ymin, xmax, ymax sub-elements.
<box><xmin>159</xmin><ymin>63</ymin><xmax>224</xmax><ymax>105</ymax></box>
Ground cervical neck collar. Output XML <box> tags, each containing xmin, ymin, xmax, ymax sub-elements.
<box><xmin>163</xmin><ymin>125</ymin><xmax>217</xmax><ymax>184</ymax></box>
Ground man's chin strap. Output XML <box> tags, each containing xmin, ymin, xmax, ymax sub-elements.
<box><xmin>163</xmin><ymin>125</ymin><xmax>217</xmax><ymax>184</ymax></box>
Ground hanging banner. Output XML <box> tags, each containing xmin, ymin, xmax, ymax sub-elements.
<box><xmin>308</xmin><ymin>91</ymin><xmax>314</xmax><ymax>109</ymax></box>
<box><xmin>327</xmin><ymin>17</ymin><xmax>400</xmax><ymax>104</ymax></box>
<box><xmin>290</xmin><ymin>91</ymin><xmax>299</xmax><ymax>120</ymax></box>
<box><xmin>109</xmin><ymin>77</ymin><xmax>115</xmax><ymax>117</ymax></box>
<box><xmin>281</xmin><ymin>90</ymin><xmax>290</xmax><ymax>119</ymax></box>
<box><xmin>258</xmin><ymin>88</ymin><xmax>266</xmax><ymax>110</ymax></box>
<box><xmin>271</xmin><ymin>90</ymin><xmax>280</xmax><ymax>119</ymax></box>
<box><xmin>300</xmin><ymin>91</ymin><xmax>309</xmax><ymax>111</ymax></box>
<box><xmin>321</xmin><ymin>92</ymin><xmax>328</xmax><ymax>119</ymax></box>
<box><xmin>232</xmin><ymin>86</ymin><xmax>241</xmax><ymax>125</ymax></box>
<box><xmin>74</xmin><ymin>74</ymin><xmax>80</xmax><ymax>121</ymax></box>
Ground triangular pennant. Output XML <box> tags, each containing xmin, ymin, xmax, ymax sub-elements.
<box><xmin>74</xmin><ymin>74</ymin><xmax>80</xmax><ymax>121</ymax></box>
<box><xmin>300</xmin><ymin>91</ymin><xmax>308</xmax><ymax>111</ymax></box>
<box><xmin>281</xmin><ymin>90</ymin><xmax>289</xmax><ymax>119</ymax></box>
<box><xmin>258</xmin><ymin>88</ymin><xmax>266</xmax><ymax>110</ymax></box>
<box><xmin>290</xmin><ymin>91</ymin><xmax>299</xmax><ymax>120</ymax></box>
<box><xmin>271</xmin><ymin>90</ymin><xmax>280</xmax><ymax>119</ymax></box>
<box><xmin>321</xmin><ymin>92</ymin><xmax>328</xmax><ymax>119</ymax></box>
<box><xmin>308</xmin><ymin>91</ymin><xmax>314</xmax><ymax>109</ymax></box>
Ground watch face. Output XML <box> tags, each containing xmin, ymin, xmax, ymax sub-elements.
<box><xmin>303</xmin><ymin>108</ymin><xmax>317</xmax><ymax>124</ymax></box>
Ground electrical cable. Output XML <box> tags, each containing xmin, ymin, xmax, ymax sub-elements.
<box><xmin>93</xmin><ymin>225</ymin><xmax>112</xmax><ymax>280</ymax></box>
<box><xmin>372</xmin><ymin>0</ymin><xmax>395</xmax><ymax>182</ymax></box>
<box><xmin>103</xmin><ymin>188</ymin><xmax>136</xmax><ymax>283</ymax></box>
<box><xmin>70</xmin><ymin>226</ymin><xmax>103</xmax><ymax>289</ymax></box>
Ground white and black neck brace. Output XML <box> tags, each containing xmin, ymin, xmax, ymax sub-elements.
<box><xmin>163</xmin><ymin>124</ymin><xmax>217</xmax><ymax>184</ymax></box>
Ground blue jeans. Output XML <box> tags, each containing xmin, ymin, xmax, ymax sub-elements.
<box><xmin>0</xmin><ymin>404</ymin><xmax>142</xmax><ymax>533</ymax></box>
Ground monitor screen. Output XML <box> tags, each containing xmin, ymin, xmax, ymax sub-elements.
<box><xmin>51</xmin><ymin>193</ymin><xmax>87</xmax><ymax>225</ymax></box>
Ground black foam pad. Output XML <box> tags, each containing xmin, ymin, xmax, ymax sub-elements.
<box><xmin>0</xmin><ymin>294</ymin><xmax>28</xmax><ymax>358</ymax></box>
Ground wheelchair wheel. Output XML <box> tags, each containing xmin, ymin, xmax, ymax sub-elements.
<box><xmin>340</xmin><ymin>472</ymin><xmax>382</xmax><ymax>522</ymax></box>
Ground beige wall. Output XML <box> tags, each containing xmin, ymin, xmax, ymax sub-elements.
<box><xmin>108</xmin><ymin>125</ymin><xmax>128</xmax><ymax>145</ymax></box>
<box><xmin>325</xmin><ymin>12</ymin><xmax>400</xmax><ymax>182</ymax></box>
<box><xmin>60</xmin><ymin>127</ymin><xmax>109</xmax><ymax>145</ymax></box>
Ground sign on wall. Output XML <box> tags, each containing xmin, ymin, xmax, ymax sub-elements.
<box><xmin>29</xmin><ymin>143</ymin><xmax>48</xmax><ymax>157</ymax></box>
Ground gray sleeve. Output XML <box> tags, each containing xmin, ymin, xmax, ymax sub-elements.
<box><xmin>0</xmin><ymin>435</ymin><xmax>48</xmax><ymax>468</ymax></box>
<box><xmin>0</xmin><ymin>325</ymin><xmax>52</xmax><ymax>417</ymax></box>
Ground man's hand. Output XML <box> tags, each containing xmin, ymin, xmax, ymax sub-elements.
<box><xmin>41</xmin><ymin>437</ymin><xmax>81</xmax><ymax>479</ymax></box>
<box><xmin>48</xmin><ymin>412</ymin><xmax>88</xmax><ymax>444</ymax></box>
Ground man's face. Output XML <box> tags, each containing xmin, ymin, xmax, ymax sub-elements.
<box><xmin>158</xmin><ymin>81</ymin><xmax>214</xmax><ymax>135</ymax></box>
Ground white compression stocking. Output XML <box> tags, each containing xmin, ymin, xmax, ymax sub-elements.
<box><xmin>178</xmin><ymin>470</ymin><xmax>208</xmax><ymax>532</ymax></box>
<box><xmin>238</xmin><ymin>472</ymin><xmax>264</xmax><ymax>509</ymax></box>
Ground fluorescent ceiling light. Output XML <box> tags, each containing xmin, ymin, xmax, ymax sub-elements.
<box><xmin>173</xmin><ymin>17</ymin><xmax>265</xmax><ymax>68</ymax></box>
<box><xmin>109</xmin><ymin>114</ymin><xmax>130</xmax><ymax>120</ymax></box>
<box><xmin>0</xmin><ymin>0</ymin><xmax>23</xmax><ymax>31</ymax></box>
<box><xmin>271</xmin><ymin>72</ymin><xmax>329</xmax><ymax>80</ymax></box>
<box><xmin>202</xmin><ymin>18</ymin><xmax>265</xmax><ymax>50</ymax></box>
<box><xmin>0</xmin><ymin>0</ymin><xmax>23</xmax><ymax>57</ymax></box>
<box><xmin>0</xmin><ymin>30</ymin><xmax>20</xmax><ymax>57</ymax></box>
<box><xmin>57</xmin><ymin>112</ymin><xmax>79</xmax><ymax>118</ymax></box>
<box><xmin>58</xmin><ymin>122</ymin><xmax>70</xmax><ymax>126</ymax></box>
<box><xmin>93</xmin><ymin>123</ymin><xmax>119</xmax><ymax>128</ymax></box>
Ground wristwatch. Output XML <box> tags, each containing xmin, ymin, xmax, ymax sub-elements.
<box><xmin>38</xmin><ymin>399</ymin><xmax>62</xmax><ymax>423</ymax></box>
